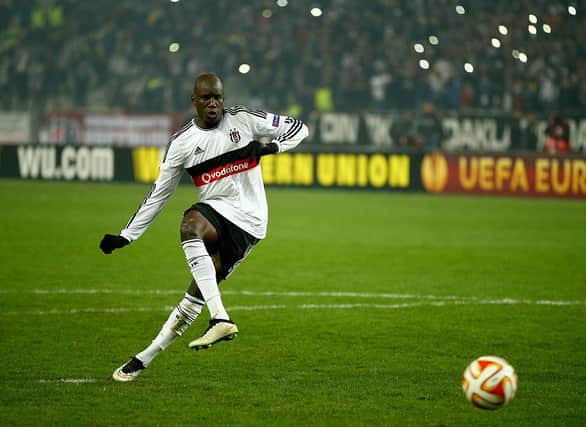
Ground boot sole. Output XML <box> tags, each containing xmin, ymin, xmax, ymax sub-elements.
<box><xmin>190</xmin><ymin>332</ymin><xmax>238</xmax><ymax>351</ymax></box>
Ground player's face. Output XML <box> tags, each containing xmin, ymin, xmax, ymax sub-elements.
<box><xmin>192</xmin><ymin>78</ymin><xmax>224</xmax><ymax>128</ymax></box>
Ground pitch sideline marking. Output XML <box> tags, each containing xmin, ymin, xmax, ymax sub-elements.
<box><xmin>38</xmin><ymin>378</ymin><xmax>98</xmax><ymax>384</ymax></box>
<box><xmin>2</xmin><ymin>288</ymin><xmax>584</xmax><ymax>306</ymax></box>
<box><xmin>0</xmin><ymin>299</ymin><xmax>583</xmax><ymax>316</ymax></box>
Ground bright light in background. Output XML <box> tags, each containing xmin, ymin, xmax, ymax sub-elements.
<box><xmin>543</xmin><ymin>24</ymin><xmax>552</xmax><ymax>33</ymax></box>
<box><xmin>419</xmin><ymin>59</ymin><xmax>430</xmax><ymax>70</ymax></box>
<box><xmin>528</xmin><ymin>14</ymin><xmax>537</xmax><ymax>24</ymax></box>
<box><xmin>238</xmin><ymin>63</ymin><xmax>251</xmax><ymax>74</ymax></box>
<box><xmin>276</xmin><ymin>0</ymin><xmax>288</xmax><ymax>7</ymax></box>
<box><xmin>310</xmin><ymin>7</ymin><xmax>322</xmax><ymax>17</ymax></box>
<box><xmin>491</xmin><ymin>38</ymin><xmax>501</xmax><ymax>48</ymax></box>
<box><xmin>498</xmin><ymin>25</ymin><xmax>508</xmax><ymax>36</ymax></box>
<box><xmin>464</xmin><ymin>62</ymin><xmax>474</xmax><ymax>73</ymax></box>
<box><xmin>168</xmin><ymin>42</ymin><xmax>180</xmax><ymax>53</ymax></box>
<box><xmin>519</xmin><ymin>52</ymin><xmax>528</xmax><ymax>63</ymax></box>
<box><xmin>512</xmin><ymin>49</ymin><xmax>520</xmax><ymax>59</ymax></box>
<box><xmin>528</xmin><ymin>24</ymin><xmax>537</xmax><ymax>35</ymax></box>
<box><xmin>413</xmin><ymin>43</ymin><xmax>425</xmax><ymax>53</ymax></box>
<box><xmin>262</xmin><ymin>9</ymin><xmax>272</xmax><ymax>18</ymax></box>
<box><xmin>428</xmin><ymin>35</ymin><xmax>439</xmax><ymax>45</ymax></box>
<box><xmin>568</xmin><ymin>5</ymin><xmax>577</xmax><ymax>15</ymax></box>
<box><xmin>170</xmin><ymin>0</ymin><xmax>180</xmax><ymax>3</ymax></box>
<box><xmin>456</xmin><ymin>5</ymin><xmax>465</xmax><ymax>15</ymax></box>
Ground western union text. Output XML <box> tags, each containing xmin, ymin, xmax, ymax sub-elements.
<box><xmin>262</xmin><ymin>153</ymin><xmax>410</xmax><ymax>188</ymax></box>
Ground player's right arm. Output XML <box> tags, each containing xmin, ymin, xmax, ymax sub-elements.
<box><xmin>99</xmin><ymin>138</ymin><xmax>185</xmax><ymax>254</ymax></box>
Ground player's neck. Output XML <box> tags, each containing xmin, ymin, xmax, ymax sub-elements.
<box><xmin>195</xmin><ymin>116</ymin><xmax>221</xmax><ymax>130</ymax></box>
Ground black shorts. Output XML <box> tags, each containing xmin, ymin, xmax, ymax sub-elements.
<box><xmin>184</xmin><ymin>202</ymin><xmax>259</xmax><ymax>281</ymax></box>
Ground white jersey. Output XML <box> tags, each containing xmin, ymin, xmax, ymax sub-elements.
<box><xmin>120</xmin><ymin>106</ymin><xmax>308</xmax><ymax>241</ymax></box>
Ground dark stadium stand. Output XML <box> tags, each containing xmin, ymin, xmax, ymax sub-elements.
<box><xmin>1</xmin><ymin>0</ymin><xmax>585</xmax><ymax>118</ymax></box>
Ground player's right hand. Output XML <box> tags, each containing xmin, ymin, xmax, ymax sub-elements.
<box><xmin>100</xmin><ymin>234</ymin><xmax>130</xmax><ymax>254</ymax></box>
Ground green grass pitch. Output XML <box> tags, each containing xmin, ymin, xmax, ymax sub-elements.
<box><xmin>0</xmin><ymin>179</ymin><xmax>585</xmax><ymax>426</ymax></box>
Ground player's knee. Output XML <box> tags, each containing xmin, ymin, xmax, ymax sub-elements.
<box><xmin>180</xmin><ymin>211</ymin><xmax>203</xmax><ymax>242</ymax></box>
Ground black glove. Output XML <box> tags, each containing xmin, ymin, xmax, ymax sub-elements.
<box><xmin>100</xmin><ymin>234</ymin><xmax>130</xmax><ymax>254</ymax></box>
<box><xmin>247</xmin><ymin>140</ymin><xmax>279</xmax><ymax>162</ymax></box>
<box><xmin>261</xmin><ymin>142</ymin><xmax>279</xmax><ymax>155</ymax></box>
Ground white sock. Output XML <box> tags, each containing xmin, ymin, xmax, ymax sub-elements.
<box><xmin>182</xmin><ymin>239</ymin><xmax>229</xmax><ymax>320</ymax></box>
<box><xmin>135</xmin><ymin>293</ymin><xmax>203</xmax><ymax>366</ymax></box>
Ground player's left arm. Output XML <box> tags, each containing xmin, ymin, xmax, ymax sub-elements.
<box><xmin>251</xmin><ymin>111</ymin><xmax>309</xmax><ymax>154</ymax></box>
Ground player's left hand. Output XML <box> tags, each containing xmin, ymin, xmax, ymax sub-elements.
<box><xmin>99</xmin><ymin>234</ymin><xmax>130</xmax><ymax>254</ymax></box>
<box><xmin>247</xmin><ymin>140</ymin><xmax>278</xmax><ymax>162</ymax></box>
<box><xmin>261</xmin><ymin>142</ymin><xmax>279</xmax><ymax>155</ymax></box>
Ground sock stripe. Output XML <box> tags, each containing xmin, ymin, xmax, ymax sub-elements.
<box><xmin>181</xmin><ymin>239</ymin><xmax>204</xmax><ymax>247</ymax></box>
<box><xmin>184</xmin><ymin>293</ymin><xmax>205</xmax><ymax>305</ymax></box>
<box><xmin>176</xmin><ymin>304</ymin><xmax>198</xmax><ymax>323</ymax></box>
<box><xmin>186</xmin><ymin>255</ymin><xmax>210</xmax><ymax>263</ymax></box>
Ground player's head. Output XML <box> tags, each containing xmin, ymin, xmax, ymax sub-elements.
<box><xmin>192</xmin><ymin>73</ymin><xmax>224</xmax><ymax>128</ymax></box>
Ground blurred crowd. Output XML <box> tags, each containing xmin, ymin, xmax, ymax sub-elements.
<box><xmin>1</xmin><ymin>0</ymin><xmax>585</xmax><ymax>119</ymax></box>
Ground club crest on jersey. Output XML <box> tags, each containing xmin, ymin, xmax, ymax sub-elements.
<box><xmin>229</xmin><ymin>128</ymin><xmax>241</xmax><ymax>144</ymax></box>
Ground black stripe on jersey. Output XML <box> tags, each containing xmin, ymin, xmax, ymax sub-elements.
<box><xmin>277</xmin><ymin>123</ymin><xmax>302</xmax><ymax>143</ymax></box>
<box><xmin>125</xmin><ymin>183</ymin><xmax>156</xmax><ymax>229</ymax></box>
<box><xmin>224</xmin><ymin>107</ymin><xmax>266</xmax><ymax>119</ymax></box>
<box><xmin>224</xmin><ymin>106</ymin><xmax>267</xmax><ymax>119</ymax></box>
<box><xmin>185</xmin><ymin>142</ymin><xmax>259</xmax><ymax>178</ymax></box>
<box><xmin>285</xmin><ymin>117</ymin><xmax>294</xmax><ymax>124</ymax></box>
<box><xmin>225</xmin><ymin>106</ymin><xmax>267</xmax><ymax>117</ymax></box>
<box><xmin>278</xmin><ymin>120</ymin><xmax>301</xmax><ymax>141</ymax></box>
<box><xmin>279</xmin><ymin>118</ymin><xmax>302</xmax><ymax>136</ymax></box>
<box><xmin>277</xmin><ymin>120</ymin><xmax>302</xmax><ymax>142</ymax></box>
<box><xmin>162</xmin><ymin>139</ymin><xmax>172</xmax><ymax>163</ymax></box>
<box><xmin>163</xmin><ymin>119</ymin><xmax>194</xmax><ymax>163</ymax></box>
<box><xmin>172</xmin><ymin>119</ymin><xmax>194</xmax><ymax>139</ymax></box>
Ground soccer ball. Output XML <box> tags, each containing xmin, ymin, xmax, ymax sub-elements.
<box><xmin>462</xmin><ymin>355</ymin><xmax>518</xmax><ymax>409</ymax></box>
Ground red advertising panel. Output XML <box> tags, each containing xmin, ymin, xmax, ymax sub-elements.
<box><xmin>421</xmin><ymin>152</ymin><xmax>586</xmax><ymax>199</ymax></box>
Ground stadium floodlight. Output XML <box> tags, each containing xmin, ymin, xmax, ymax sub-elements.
<box><xmin>419</xmin><ymin>59</ymin><xmax>430</xmax><ymax>70</ymax></box>
<box><xmin>512</xmin><ymin>49</ymin><xmax>520</xmax><ymax>59</ymax></box>
<box><xmin>568</xmin><ymin>5</ymin><xmax>576</xmax><ymax>15</ymax></box>
<box><xmin>529</xmin><ymin>14</ymin><xmax>537</xmax><ymax>24</ymax></box>
<box><xmin>168</xmin><ymin>42</ymin><xmax>180</xmax><ymax>53</ymax></box>
<box><xmin>428</xmin><ymin>35</ymin><xmax>439</xmax><ymax>45</ymax></box>
<box><xmin>170</xmin><ymin>0</ymin><xmax>180</xmax><ymax>3</ymax></box>
<box><xmin>262</xmin><ymin>9</ymin><xmax>272</xmax><ymax>18</ymax></box>
<box><xmin>543</xmin><ymin>24</ymin><xmax>552</xmax><ymax>33</ymax></box>
<box><xmin>464</xmin><ymin>63</ymin><xmax>474</xmax><ymax>73</ymax></box>
<box><xmin>310</xmin><ymin>7</ymin><xmax>322</xmax><ymax>17</ymax></box>
<box><xmin>491</xmin><ymin>38</ymin><xmax>501</xmax><ymax>48</ymax></box>
<box><xmin>518</xmin><ymin>52</ymin><xmax>528</xmax><ymax>63</ymax></box>
<box><xmin>456</xmin><ymin>5</ymin><xmax>465</xmax><ymax>15</ymax></box>
<box><xmin>238</xmin><ymin>63</ymin><xmax>251</xmax><ymax>74</ymax></box>
<box><xmin>276</xmin><ymin>0</ymin><xmax>288</xmax><ymax>7</ymax></box>
<box><xmin>528</xmin><ymin>25</ymin><xmax>537</xmax><ymax>35</ymax></box>
<box><xmin>414</xmin><ymin>43</ymin><xmax>425</xmax><ymax>53</ymax></box>
<box><xmin>498</xmin><ymin>25</ymin><xmax>508</xmax><ymax>36</ymax></box>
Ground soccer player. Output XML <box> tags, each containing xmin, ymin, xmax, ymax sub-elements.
<box><xmin>100</xmin><ymin>73</ymin><xmax>308</xmax><ymax>381</ymax></box>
